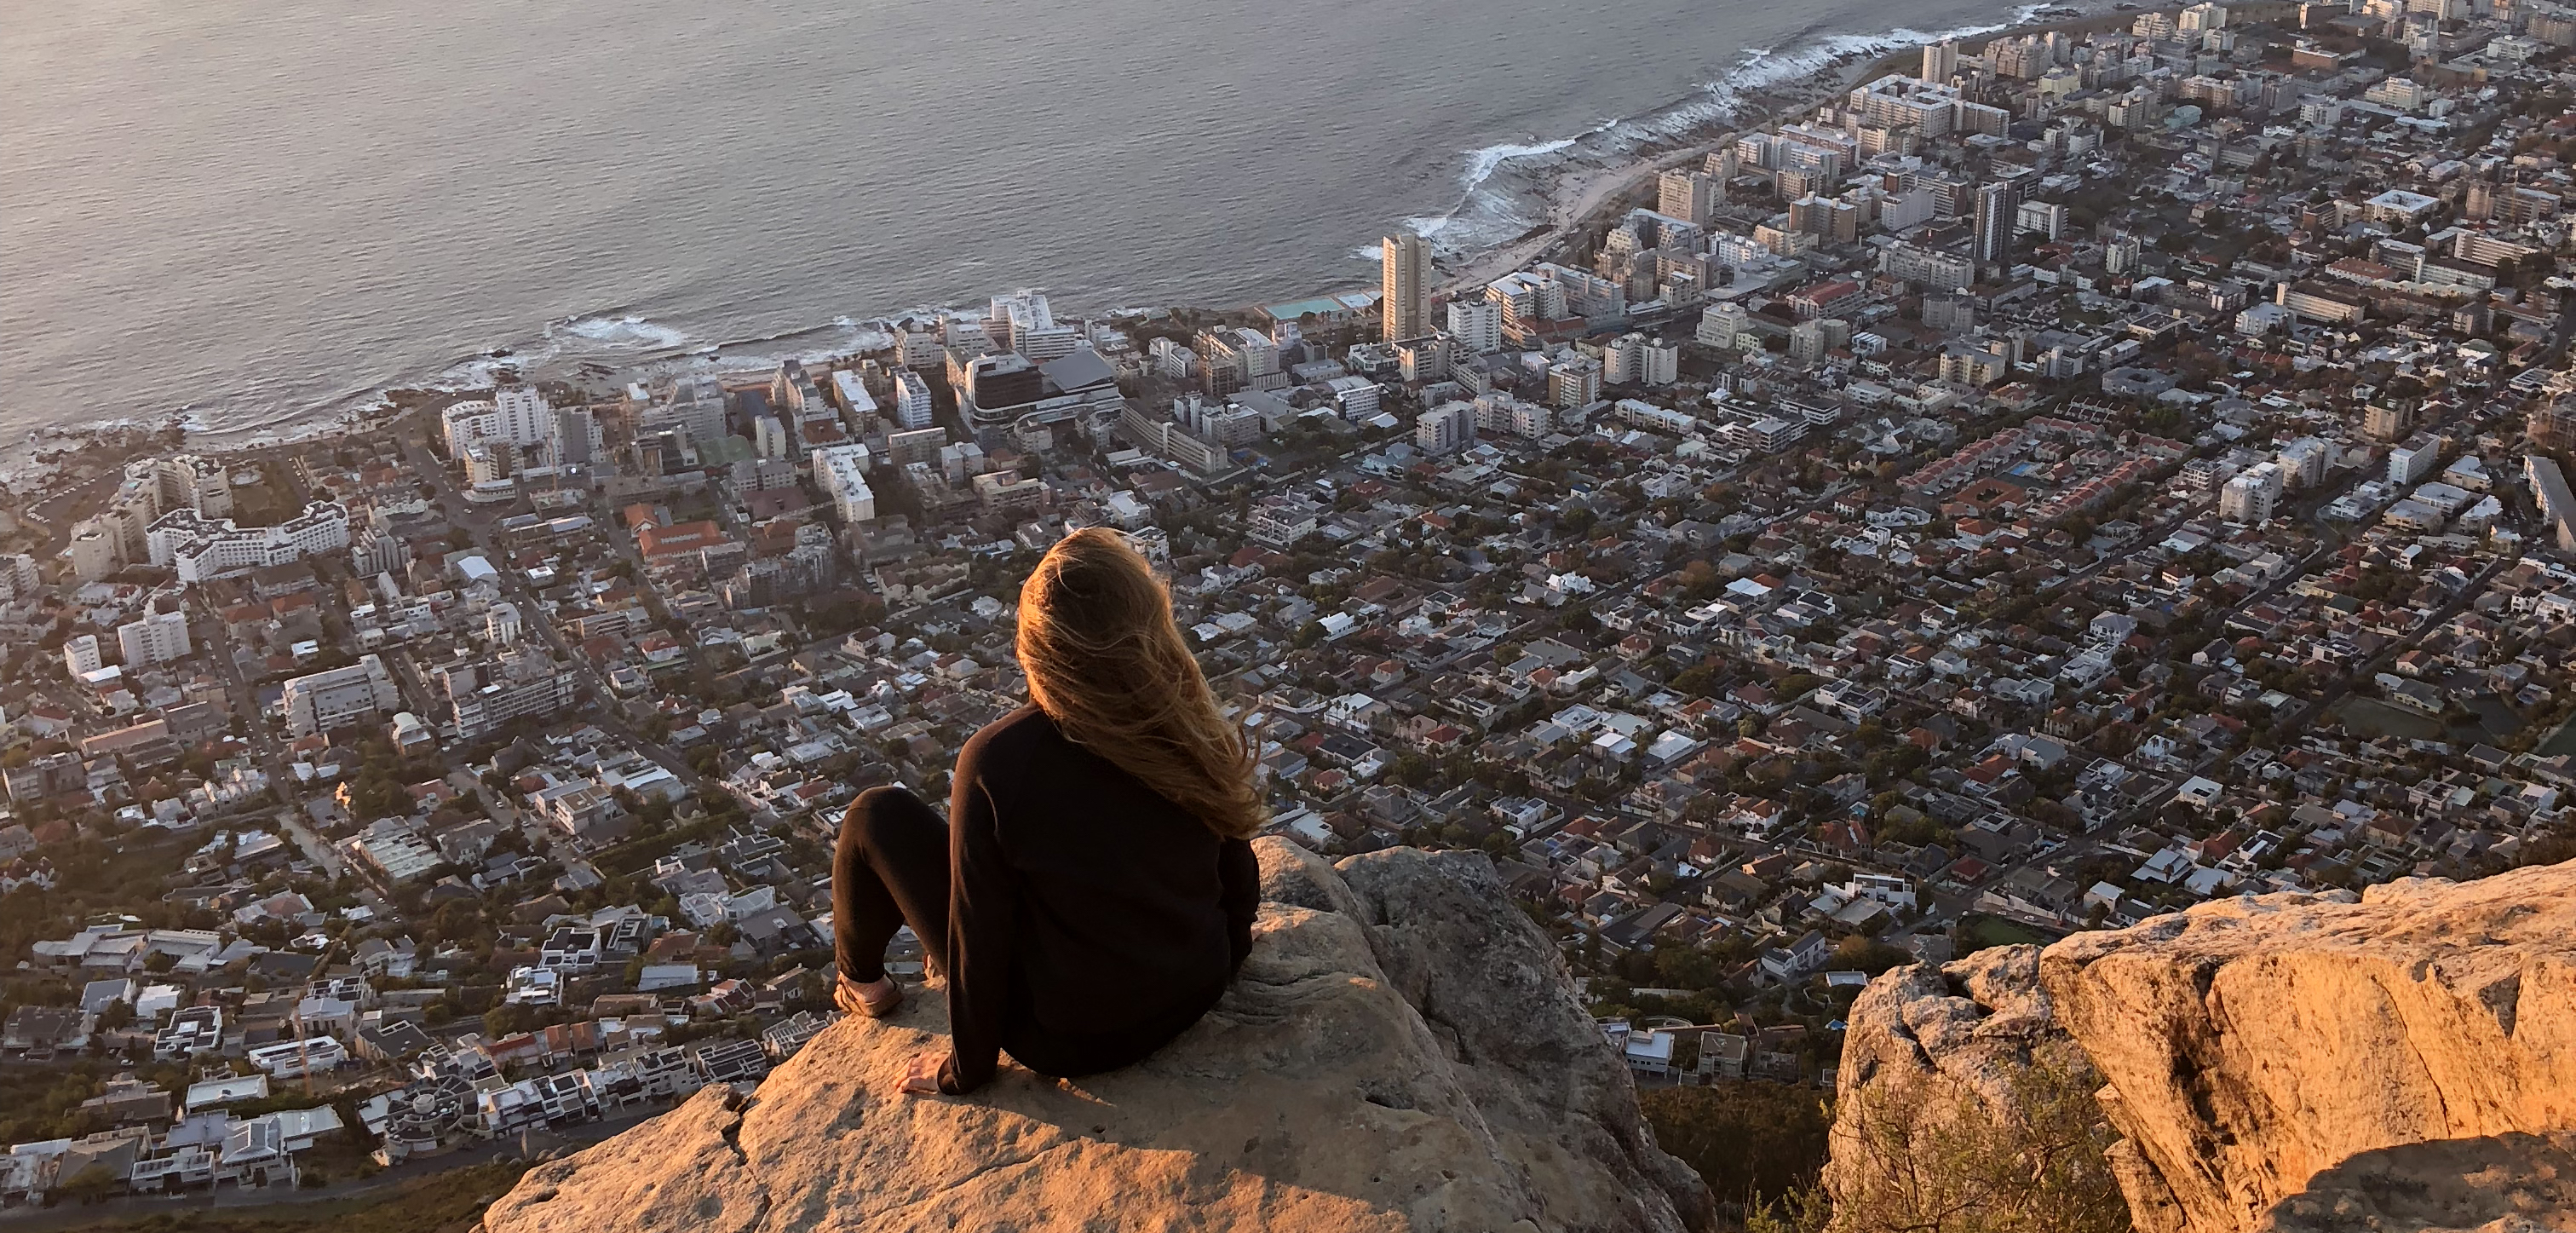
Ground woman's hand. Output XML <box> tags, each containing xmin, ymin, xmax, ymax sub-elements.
<box><xmin>897</xmin><ymin>1051</ymin><xmax>944</xmax><ymax>1096</ymax></box>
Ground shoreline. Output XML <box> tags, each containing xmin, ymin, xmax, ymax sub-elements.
<box><xmin>1432</xmin><ymin>50</ymin><xmax>1898</xmax><ymax>295</ymax></box>
<box><xmin>6</xmin><ymin>0</ymin><xmax>2184</xmax><ymax>510</ymax></box>
<box><xmin>1435</xmin><ymin>0</ymin><xmax>2191</xmax><ymax>294</ymax></box>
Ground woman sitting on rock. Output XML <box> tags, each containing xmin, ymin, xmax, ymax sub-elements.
<box><xmin>831</xmin><ymin>527</ymin><xmax>1264</xmax><ymax>1096</ymax></box>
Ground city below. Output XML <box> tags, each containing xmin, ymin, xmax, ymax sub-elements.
<box><xmin>0</xmin><ymin>0</ymin><xmax>2572</xmax><ymax>1215</ymax></box>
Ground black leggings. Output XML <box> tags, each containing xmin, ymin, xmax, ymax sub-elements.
<box><xmin>833</xmin><ymin>784</ymin><xmax>952</xmax><ymax>983</ymax></box>
<box><xmin>830</xmin><ymin>785</ymin><xmax>1229</xmax><ymax>1080</ymax></box>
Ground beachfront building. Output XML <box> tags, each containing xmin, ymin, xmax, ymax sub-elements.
<box><xmin>67</xmin><ymin>455</ymin><xmax>236</xmax><ymax>572</ymax></box>
<box><xmin>443</xmin><ymin>387</ymin><xmax>597</xmax><ymax>497</ymax></box>
<box><xmin>147</xmin><ymin>503</ymin><xmax>351</xmax><ymax>585</ymax></box>
<box><xmin>1658</xmin><ymin>169</ymin><xmax>1724</xmax><ymax>228</ymax></box>
<box><xmin>1381</xmin><ymin>233</ymin><xmax>1429</xmax><ymax>343</ymax></box>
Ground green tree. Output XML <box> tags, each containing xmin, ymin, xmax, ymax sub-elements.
<box><xmin>1816</xmin><ymin>1049</ymin><xmax>2128</xmax><ymax>1233</ymax></box>
<box><xmin>481</xmin><ymin>1003</ymin><xmax>533</xmax><ymax>1040</ymax></box>
<box><xmin>57</xmin><ymin>1162</ymin><xmax>120</xmax><ymax>1204</ymax></box>
<box><xmin>1639</xmin><ymin>1082</ymin><xmax>1834</xmax><ymax>1218</ymax></box>
<box><xmin>1828</xmin><ymin>935</ymin><xmax>1912</xmax><ymax>976</ymax></box>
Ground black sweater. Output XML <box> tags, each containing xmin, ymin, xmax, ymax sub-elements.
<box><xmin>937</xmin><ymin>705</ymin><xmax>1258</xmax><ymax>1094</ymax></box>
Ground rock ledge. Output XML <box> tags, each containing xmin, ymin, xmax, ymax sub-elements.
<box><xmin>480</xmin><ymin>839</ymin><xmax>1711</xmax><ymax>1233</ymax></box>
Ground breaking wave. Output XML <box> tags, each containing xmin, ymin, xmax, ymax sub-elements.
<box><xmin>1397</xmin><ymin>3</ymin><xmax>2057</xmax><ymax>256</ymax></box>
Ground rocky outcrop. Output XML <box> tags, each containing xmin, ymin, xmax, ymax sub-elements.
<box><xmin>2262</xmin><ymin>1132</ymin><xmax>2576</xmax><ymax>1233</ymax></box>
<box><xmin>1830</xmin><ymin>861</ymin><xmax>2576</xmax><ymax>1233</ymax></box>
<box><xmin>481</xmin><ymin>839</ymin><xmax>1710</xmax><ymax>1233</ymax></box>
<box><xmin>2043</xmin><ymin>865</ymin><xmax>2576</xmax><ymax>1233</ymax></box>
<box><xmin>1333</xmin><ymin>846</ymin><xmax>1715</xmax><ymax>1232</ymax></box>
<box><xmin>1822</xmin><ymin>945</ymin><xmax>2119</xmax><ymax>1224</ymax></box>
<box><xmin>1829</xmin><ymin>944</ymin><xmax>2067</xmax><ymax>1122</ymax></box>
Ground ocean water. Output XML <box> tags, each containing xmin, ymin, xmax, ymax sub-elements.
<box><xmin>0</xmin><ymin>0</ymin><xmax>2035</xmax><ymax>455</ymax></box>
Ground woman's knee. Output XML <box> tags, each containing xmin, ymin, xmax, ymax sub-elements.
<box><xmin>843</xmin><ymin>785</ymin><xmax>930</xmax><ymax>847</ymax></box>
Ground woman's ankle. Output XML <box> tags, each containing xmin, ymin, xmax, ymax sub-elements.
<box><xmin>836</xmin><ymin>971</ymin><xmax>905</xmax><ymax>1018</ymax></box>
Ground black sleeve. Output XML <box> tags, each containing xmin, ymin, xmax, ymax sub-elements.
<box><xmin>938</xmin><ymin>769</ymin><xmax>1013</xmax><ymax>1095</ymax></box>
<box><xmin>1217</xmin><ymin>837</ymin><xmax>1258</xmax><ymax>971</ymax></box>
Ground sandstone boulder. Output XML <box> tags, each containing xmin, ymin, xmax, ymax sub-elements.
<box><xmin>1823</xmin><ymin>944</ymin><xmax>2117</xmax><ymax>1223</ymax></box>
<box><xmin>481</xmin><ymin>839</ymin><xmax>1709</xmax><ymax>1233</ymax></box>
<box><xmin>2042</xmin><ymin>863</ymin><xmax>2576</xmax><ymax>1233</ymax></box>
<box><xmin>1830</xmin><ymin>944</ymin><xmax>2067</xmax><ymax>1120</ymax></box>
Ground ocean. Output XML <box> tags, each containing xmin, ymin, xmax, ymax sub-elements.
<box><xmin>1</xmin><ymin>0</ymin><xmax>2043</xmax><ymax>460</ymax></box>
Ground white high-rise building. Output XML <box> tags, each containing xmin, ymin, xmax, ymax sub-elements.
<box><xmin>71</xmin><ymin>456</ymin><xmax>238</xmax><ymax>573</ymax></box>
<box><xmin>435</xmin><ymin>648</ymin><xmax>577</xmax><ymax>741</ymax></box>
<box><xmin>1414</xmin><ymin>402</ymin><xmax>1475</xmax><ymax>455</ymax></box>
<box><xmin>2219</xmin><ymin>463</ymin><xmax>2284</xmax><ymax>523</ymax></box>
<box><xmin>0</xmin><ymin>554</ymin><xmax>39</xmax><ymax>602</ymax></box>
<box><xmin>129</xmin><ymin>457</ymin><xmax>233</xmax><ymax>522</ymax></box>
<box><xmin>1015</xmin><ymin>325</ymin><xmax>1081</xmax><ymax>361</ymax></box>
<box><xmin>753</xmin><ymin>414</ymin><xmax>790</xmax><ymax>461</ymax></box>
<box><xmin>486</xmin><ymin>601</ymin><xmax>524</xmax><ymax>647</ymax></box>
<box><xmin>149</xmin><ymin>503</ymin><xmax>353</xmax><ymax>585</ymax></box>
<box><xmin>1974</xmin><ymin>180</ymin><xmax>2021</xmax><ymax>266</ymax></box>
<box><xmin>2389</xmin><ymin>435</ymin><xmax>2441</xmax><ymax>485</ymax></box>
<box><xmin>443</xmin><ymin>387</ymin><xmax>560</xmax><ymax>463</ymax></box>
<box><xmin>66</xmin><ymin>530</ymin><xmax>116</xmax><ymax>583</ymax></box>
<box><xmin>894</xmin><ymin>325</ymin><xmax>946</xmax><ymax>368</ymax></box>
<box><xmin>986</xmin><ymin>291</ymin><xmax>1055</xmax><ymax>354</ymax></box>
<box><xmin>2015</xmin><ymin>200</ymin><xmax>2068</xmax><ymax>241</ymax></box>
<box><xmin>891</xmin><ymin>369</ymin><xmax>934</xmax><ymax>431</ymax></box>
<box><xmin>1446</xmin><ymin>301</ymin><xmax>1503</xmax><ymax>354</ymax></box>
<box><xmin>812</xmin><ymin>445</ymin><xmax>878</xmax><ymax>526</ymax></box>
<box><xmin>1922</xmin><ymin>39</ymin><xmax>1960</xmax><ymax>81</ymax></box>
<box><xmin>1326</xmin><ymin>376</ymin><xmax>1382</xmax><ymax>421</ymax></box>
<box><xmin>943</xmin><ymin>317</ymin><xmax>991</xmax><ymax>355</ymax></box>
<box><xmin>1697</xmin><ymin>302</ymin><xmax>1751</xmax><ymax>349</ymax></box>
<box><xmin>1789</xmin><ymin>319</ymin><xmax>1831</xmax><ymax>367</ymax></box>
<box><xmin>1381</xmin><ymin>233</ymin><xmax>1430</xmax><ymax>343</ymax></box>
<box><xmin>117</xmin><ymin>610</ymin><xmax>193</xmax><ymax>667</ymax></box>
<box><xmin>1642</xmin><ymin>339</ymin><xmax>1680</xmax><ymax>386</ymax></box>
<box><xmin>2276</xmin><ymin>437</ymin><xmax>2329</xmax><ymax>487</ymax></box>
<box><xmin>1657</xmin><ymin>169</ymin><xmax>1725</xmax><ymax>227</ymax></box>
<box><xmin>1604</xmin><ymin>333</ymin><xmax>1657</xmax><ymax>385</ymax></box>
<box><xmin>64</xmin><ymin>634</ymin><xmax>101</xmax><ymax>678</ymax></box>
<box><xmin>647</xmin><ymin>374</ymin><xmax>727</xmax><ymax>444</ymax></box>
<box><xmin>991</xmin><ymin>291</ymin><xmax>1079</xmax><ymax>361</ymax></box>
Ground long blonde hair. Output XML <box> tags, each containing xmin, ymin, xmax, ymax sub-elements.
<box><xmin>1016</xmin><ymin>528</ymin><xmax>1264</xmax><ymax>838</ymax></box>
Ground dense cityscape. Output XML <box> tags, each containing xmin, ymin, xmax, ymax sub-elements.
<box><xmin>0</xmin><ymin>0</ymin><xmax>2573</xmax><ymax>1212</ymax></box>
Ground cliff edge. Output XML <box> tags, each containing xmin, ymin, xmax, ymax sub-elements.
<box><xmin>480</xmin><ymin>839</ymin><xmax>1712</xmax><ymax>1233</ymax></box>
<box><xmin>1831</xmin><ymin>860</ymin><xmax>2576</xmax><ymax>1233</ymax></box>
<box><xmin>2044</xmin><ymin>862</ymin><xmax>2576</xmax><ymax>1233</ymax></box>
